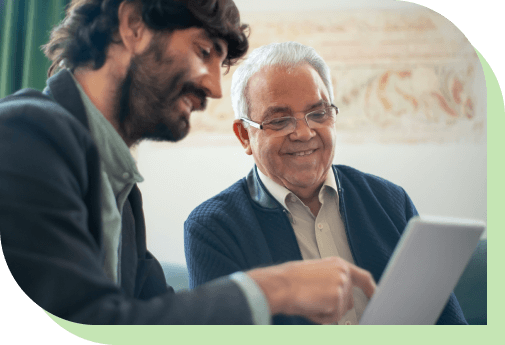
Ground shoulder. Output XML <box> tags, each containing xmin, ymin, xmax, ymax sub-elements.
<box><xmin>1</xmin><ymin>89</ymin><xmax>62</xmax><ymax>117</ymax></box>
<box><xmin>0</xmin><ymin>88</ymin><xmax>99</xmax><ymax>191</ymax></box>
<box><xmin>334</xmin><ymin>164</ymin><xmax>404</xmax><ymax>193</ymax></box>
<box><xmin>186</xmin><ymin>178</ymin><xmax>252</xmax><ymax>226</ymax></box>
<box><xmin>333</xmin><ymin>164</ymin><xmax>413</xmax><ymax>210</ymax></box>
<box><xmin>334</xmin><ymin>164</ymin><xmax>418</xmax><ymax>216</ymax></box>
<box><xmin>0</xmin><ymin>88</ymin><xmax>94</xmax><ymax>150</ymax></box>
<box><xmin>1</xmin><ymin>88</ymin><xmax>81</xmax><ymax>127</ymax></box>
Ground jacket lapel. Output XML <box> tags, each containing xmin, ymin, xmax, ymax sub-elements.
<box><xmin>43</xmin><ymin>70</ymin><xmax>106</xmax><ymax>271</ymax></box>
<box><xmin>247</xmin><ymin>167</ymin><xmax>304</xmax><ymax>263</ymax></box>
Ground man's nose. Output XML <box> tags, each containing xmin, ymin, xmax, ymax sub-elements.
<box><xmin>199</xmin><ymin>59</ymin><xmax>223</xmax><ymax>99</ymax></box>
<box><xmin>289</xmin><ymin>117</ymin><xmax>316</xmax><ymax>141</ymax></box>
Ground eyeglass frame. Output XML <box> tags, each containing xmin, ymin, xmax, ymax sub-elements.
<box><xmin>239</xmin><ymin>104</ymin><xmax>339</xmax><ymax>135</ymax></box>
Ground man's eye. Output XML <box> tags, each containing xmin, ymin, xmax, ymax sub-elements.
<box><xmin>266</xmin><ymin>118</ymin><xmax>292</xmax><ymax>129</ymax></box>
<box><xmin>308</xmin><ymin>109</ymin><xmax>330</xmax><ymax>122</ymax></box>
<box><xmin>310</xmin><ymin>111</ymin><xmax>326</xmax><ymax>119</ymax></box>
<box><xmin>200</xmin><ymin>47</ymin><xmax>211</xmax><ymax>58</ymax></box>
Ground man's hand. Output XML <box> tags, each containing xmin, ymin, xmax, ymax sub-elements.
<box><xmin>247</xmin><ymin>257</ymin><xmax>376</xmax><ymax>324</ymax></box>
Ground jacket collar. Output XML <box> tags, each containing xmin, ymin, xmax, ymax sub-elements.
<box><xmin>246</xmin><ymin>166</ymin><xmax>280</xmax><ymax>209</ymax></box>
<box><xmin>247</xmin><ymin>165</ymin><xmax>342</xmax><ymax>209</ymax></box>
<box><xmin>43</xmin><ymin>69</ymin><xmax>90</xmax><ymax>130</ymax></box>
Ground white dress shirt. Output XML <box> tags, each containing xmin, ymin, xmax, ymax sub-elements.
<box><xmin>257</xmin><ymin>169</ymin><xmax>369</xmax><ymax>325</ymax></box>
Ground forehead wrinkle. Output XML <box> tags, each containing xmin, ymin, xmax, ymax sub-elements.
<box><xmin>264</xmin><ymin>105</ymin><xmax>291</xmax><ymax>116</ymax></box>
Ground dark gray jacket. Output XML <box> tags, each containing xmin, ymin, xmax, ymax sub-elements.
<box><xmin>0</xmin><ymin>70</ymin><xmax>252</xmax><ymax>324</ymax></box>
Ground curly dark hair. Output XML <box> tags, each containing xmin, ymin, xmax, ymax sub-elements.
<box><xmin>44</xmin><ymin>0</ymin><xmax>249</xmax><ymax>76</ymax></box>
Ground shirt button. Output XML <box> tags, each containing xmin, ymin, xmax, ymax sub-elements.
<box><xmin>290</xmin><ymin>195</ymin><xmax>297</xmax><ymax>203</ymax></box>
<box><xmin>317</xmin><ymin>223</ymin><xmax>324</xmax><ymax>230</ymax></box>
<box><xmin>122</xmin><ymin>172</ymin><xmax>130</xmax><ymax>179</ymax></box>
<box><xmin>345</xmin><ymin>321</ymin><xmax>352</xmax><ymax>325</ymax></box>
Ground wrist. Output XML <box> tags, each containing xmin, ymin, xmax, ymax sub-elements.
<box><xmin>247</xmin><ymin>265</ymin><xmax>291</xmax><ymax>315</ymax></box>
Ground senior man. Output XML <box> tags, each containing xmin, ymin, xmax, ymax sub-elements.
<box><xmin>184</xmin><ymin>41</ymin><xmax>467</xmax><ymax>325</ymax></box>
<box><xmin>0</xmin><ymin>1</ymin><xmax>376</xmax><ymax>325</ymax></box>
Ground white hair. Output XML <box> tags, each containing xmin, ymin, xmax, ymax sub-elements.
<box><xmin>231</xmin><ymin>41</ymin><xmax>334</xmax><ymax>121</ymax></box>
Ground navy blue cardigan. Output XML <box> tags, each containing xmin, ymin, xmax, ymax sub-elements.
<box><xmin>185</xmin><ymin>165</ymin><xmax>467</xmax><ymax>324</ymax></box>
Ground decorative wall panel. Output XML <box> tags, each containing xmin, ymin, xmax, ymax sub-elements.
<box><xmin>189</xmin><ymin>7</ymin><xmax>486</xmax><ymax>144</ymax></box>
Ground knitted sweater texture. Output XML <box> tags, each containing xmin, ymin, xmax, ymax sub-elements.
<box><xmin>184</xmin><ymin>165</ymin><xmax>467</xmax><ymax>325</ymax></box>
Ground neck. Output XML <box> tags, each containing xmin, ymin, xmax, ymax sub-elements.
<box><xmin>296</xmin><ymin>188</ymin><xmax>322</xmax><ymax>217</ymax></box>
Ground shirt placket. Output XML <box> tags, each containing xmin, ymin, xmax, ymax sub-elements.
<box><xmin>318</xmin><ymin>191</ymin><xmax>359</xmax><ymax>325</ymax></box>
<box><xmin>315</xmin><ymin>192</ymin><xmax>339</xmax><ymax>258</ymax></box>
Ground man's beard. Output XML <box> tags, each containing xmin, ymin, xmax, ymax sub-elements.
<box><xmin>116</xmin><ymin>41</ymin><xmax>207</xmax><ymax>145</ymax></box>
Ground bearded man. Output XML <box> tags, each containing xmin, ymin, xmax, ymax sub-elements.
<box><xmin>0</xmin><ymin>1</ymin><xmax>375</xmax><ymax>324</ymax></box>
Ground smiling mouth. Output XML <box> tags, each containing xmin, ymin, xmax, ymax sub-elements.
<box><xmin>180</xmin><ymin>96</ymin><xmax>193</xmax><ymax>113</ymax></box>
<box><xmin>182</xmin><ymin>92</ymin><xmax>206</xmax><ymax>111</ymax></box>
<box><xmin>288</xmin><ymin>149</ymin><xmax>316</xmax><ymax>157</ymax></box>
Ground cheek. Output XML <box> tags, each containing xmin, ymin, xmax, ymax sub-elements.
<box><xmin>321</xmin><ymin>129</ymin><xmax>336</xmax><ymax>162</ymax></box>
<box><xmin>182</xmin><ymin>55</ymin><xmax>203</xmax><ymax>79</ymax></box>
<box><xmin>252</xmin><ymin>136</ymin><xmax>283</xmax><ymax>168</ymax></box>
<box><xmin>319</xmin><ymin>127</ymin><xmax>336</xmax><ymax>147</ymax></box>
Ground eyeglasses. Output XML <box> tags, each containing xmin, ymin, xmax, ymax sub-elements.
<box><xmin>240</xmin><ymin>104</ymin><xmax>339</xmax><ymax>137</ymax></box>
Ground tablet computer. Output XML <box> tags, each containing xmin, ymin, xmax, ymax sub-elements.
<box><xmin>359</xmin><ymin>215</ymin><xmax>486</xmax><ymax>325</ymax></box>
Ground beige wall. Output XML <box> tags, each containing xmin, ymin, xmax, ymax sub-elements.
<box><xmin>189</xmin><ymin>6</ymin><xmax>485</xmax><ymax>145</ymax></box>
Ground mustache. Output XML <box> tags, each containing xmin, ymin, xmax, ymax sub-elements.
<box><xmin>178</xmin><ymin>83</ymin><xmax>207</xmax><ymax>111</ymax></box>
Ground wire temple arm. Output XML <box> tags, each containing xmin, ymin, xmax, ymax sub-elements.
<box><xmin>240</xmin><ymin>117</ymin><xmax>263</xmax><ymax>129</ymax></box>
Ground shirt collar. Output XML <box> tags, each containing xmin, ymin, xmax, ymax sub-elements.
<box><xmin>319</xmin><ymin>168</ymin><xmax>338</xmax><ymax>202</ymax></box>
<box><xmin>256</xmin><ymin>167</ymin><xmax>338</xmax><ymax>210</ymax></box>
<box><xmin>70</xmin><ymin>72</ymin><xmax>143</xmax><ymax>195</ymax></box>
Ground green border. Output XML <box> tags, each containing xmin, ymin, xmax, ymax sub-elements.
<box><xmin>44</xmin><ymin>48</ymin><xmax>501</xmax><ymax>345</ymax></box>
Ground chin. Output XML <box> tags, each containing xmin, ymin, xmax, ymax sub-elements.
<box><xmin>142</xmin><ymin>119</ymin><xmax>189</xmax><ymax>143</ymax></box>
<box><xmin>290</xmin><ymin>172</ymin><xmax>322</xmax><ymax>186</ymax></box>
<box><xmin>175</xmin><ymin>118</ymin><xmax>190</xmax><ymax>141</ymax></box>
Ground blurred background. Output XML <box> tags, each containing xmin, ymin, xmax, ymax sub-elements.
<box><xmin>0</xmin><ymin>0</ymin><xmax>487</xmax><ymax>267</ymax></box>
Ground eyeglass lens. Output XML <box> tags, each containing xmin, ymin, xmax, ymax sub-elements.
<box><xmin>264</xmin><ymin>107</ymin><xmax>337</xmax><ymax>136</ymax></box>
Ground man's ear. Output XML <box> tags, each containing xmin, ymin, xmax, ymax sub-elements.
<box><xmin>233</xmin><ymin>120</ymin><xmax>252</xmax><ymax>155</ymax></box>
<box><xmin>117</xmin><ymin>1</ymin><xmax>153</xmax><ymax>55</ymax></box>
